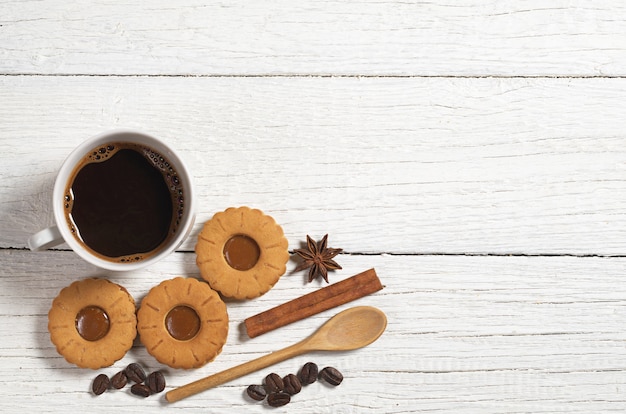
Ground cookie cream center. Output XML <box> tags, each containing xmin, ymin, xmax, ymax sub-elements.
<box><xmin>75</xmin><ymin>306</ymin><xmax>110</xmax><ymax>341</ymax></box>
<box><xmin>223</xmin><ymin>234</ymin><xmax>260</xmax><ymax>271</ymax></box>
<box><xmin>165</xmin><ymin>305</ymin><xmax>201</xmax><ymax>341</ymax></box>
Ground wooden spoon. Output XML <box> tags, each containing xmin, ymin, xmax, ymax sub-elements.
<box><xmin>165</xmin><ymin>306</ymin><xmax>387</xmax><ymax>403</ymax></box>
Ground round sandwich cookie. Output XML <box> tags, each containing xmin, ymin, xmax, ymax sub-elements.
<box><xmin>196</xmin><ymin>206</ymin><xmax>289</xmax><ymax>299</ymax></box>
<box><xmin>137</xmin><ymin>277</ymin><xmax>228</xmax><ymax>369</ymax></box>
<box><xmin>48</xmin><ymin>278</ymin><xmax>137</xmax><ymax>369</ymax></box>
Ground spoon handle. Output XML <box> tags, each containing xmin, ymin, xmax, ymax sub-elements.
<box><xmin>165</xmin><ymin>341</ymin><xmax>308</xmax><ymax>403</ymax></box>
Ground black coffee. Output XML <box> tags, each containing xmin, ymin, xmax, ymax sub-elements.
<box><xmin>64</xmin><ymin>142</ymin><xmax>184</xmax><ymax>262</ymax></box>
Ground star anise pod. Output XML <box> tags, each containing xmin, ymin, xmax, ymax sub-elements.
<box><xmin>293</xmin><ymin>234</ymin><xmax>342</xmax><ymax>283</ymax></box>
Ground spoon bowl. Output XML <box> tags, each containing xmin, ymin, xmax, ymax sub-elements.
<box><xmin>166</xmin><ymin>306</ymin><xmax>387</xmax><ymax>403</ymax></box>
<box><xmin>302</xmin><ymin>306</ymin><xmax>387</xmax><ymax>351</ymax></box>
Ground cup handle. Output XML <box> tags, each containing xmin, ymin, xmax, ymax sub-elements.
<box><xmin>28</xmin><ymin>226</ymin><xmax>64</xmax><ymax>251</ymax></box>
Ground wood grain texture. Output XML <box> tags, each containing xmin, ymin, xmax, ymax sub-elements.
<box><xmin>2</xmin><ymin>1</ymin><xmax>626</xmax><ymax>412</ymax></box>
<box><xmin>1</xmin><ymin>250</ymin><xmax>625</xmax><ymax>413</ymax></box>
<box><xmin>1</xmin><ymin>0</ymin><xmax>626</xmax><ymax>76</ymax></box>
<box><xmin>1</xmin><ymin>76</ymin><xmax>625</xmax><ymax>254</ymax></box>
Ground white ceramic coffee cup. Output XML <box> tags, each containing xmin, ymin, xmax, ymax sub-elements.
<box><xmin>28</xmin><ymin>129</ymin><xmax>195</xmax><ymax>271</ymax></box>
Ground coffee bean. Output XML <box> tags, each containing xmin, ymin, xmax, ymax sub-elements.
<box><xmin>298</xmin><ymin>362</ymin><xmax>318</xmax><ymax>385</ymax></box>
<box><xmin>246</xmin><ymin>384</ymin><xmax>267</xmax><ymax>401</ymax></box>
<box><xmin>319</xmin><ymin>366</ymin><xmax>343</xmax><ymax>386</ymax></box>
<box><xmin>130</xmin><ymin>383</ymin><xmax>152</xmax><ymax>398</ymax></box>
<box><xmin>263</xmin><ymin>373</ymin><xmax>284</xmax><ymax>393</ymax></box>
<box><xmin>125</xmin><ymin>363</ymin><xmax>146</xmax><ymax>384</ymax></box>
<box><xmin>267</xmin><ymin>392</ymin><xmax>290</xmax><ymax>407</ymax></box>
<box><xmin>282</xmin><ymin>373</ymin><xmax>301</xmax><ymax>395</ymax></box>
<box><xmin>92</xmin><ymin>373</ymin><xmax>110</xmax><ymax>395</ymax></box>
<box><xmin>146</xmin><ymin>371</ymin><xmax>166</xmax><ymax>394</ymax></box>
<box><xmin>110</xmin><ymin>371</ymin><xmax>128</xmax><ymax>389</ymax></box>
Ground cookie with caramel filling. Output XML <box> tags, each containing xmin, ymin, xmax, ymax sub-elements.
<box><xmin>196</xmin><ymin>206</ymin><xmax>289</xmax><ymax>299</ymax></box>
<box><xmin>137</xmin><ymin>277</ymin><xmax>228</xmax><ymax>369</ymax></box>
<box><xmin>48</xmin><ymin>278</ymin><xmax>137</xmax><ymax>369</ymax></box>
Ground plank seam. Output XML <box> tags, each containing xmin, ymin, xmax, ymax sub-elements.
<box><xmin>1</xmin><ymin>73</ymin><xmax>626</xmax><ymax>79</ymax></box>
<box><xmin>1</xmin><ymin>246</ymin><xmax>624</xmax><ymax>258</ymax></box>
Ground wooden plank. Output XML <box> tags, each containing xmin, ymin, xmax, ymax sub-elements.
<box><xmin>1</xmin><ymin>76</ymin><xmax>625</xmax><ymax>254</ymax></box>
<box><xmin>1</xmin><ymin>1</ymin><xmax>626</xmax><ymax>76</ymax></box>
<box><xmin>1</xmin><ymin>249</ymin><xmax>625</xmax><ymax>412</ymax></box>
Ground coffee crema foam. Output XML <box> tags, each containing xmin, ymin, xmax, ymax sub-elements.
<box><xmin>63</xmin><ymin>142</ymin><xmax>185</xmax><ymax>263</ymax></box>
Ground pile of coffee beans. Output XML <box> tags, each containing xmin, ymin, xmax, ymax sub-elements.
<box><xmin>91</xmin><ymin>362</ymin><xmax>166</xmax><ymax>398</ymax></box>
<box><xmin>246</xmin><ymin>362</ymin><xmax>343</xmax><ymax>407</ymax></box>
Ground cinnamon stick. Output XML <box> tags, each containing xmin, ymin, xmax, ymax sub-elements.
<box><xmin>244</xmin><ymin>268</ymin><xmax>383</xmax><ymax>338</ymax></box>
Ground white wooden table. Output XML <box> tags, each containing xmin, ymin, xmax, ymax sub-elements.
<box><xmin>2</xmin><ymin>1</ymin><xmax>626</xmax><ymax>412</ymax></box>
